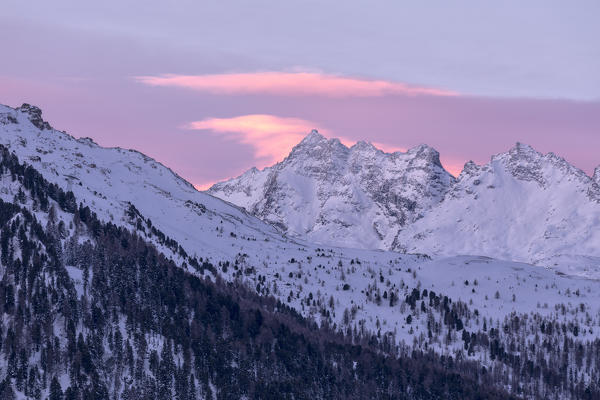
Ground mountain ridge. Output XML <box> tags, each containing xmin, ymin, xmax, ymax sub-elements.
<box><xmin>3</xmin><ymin>102</ymin><xmax>600</xmax><ymax>398</ymax></box>
<box><xmin>210</xmin><ymin>130</ymin><xmax>600</xmax><ymax>271</ymax></box>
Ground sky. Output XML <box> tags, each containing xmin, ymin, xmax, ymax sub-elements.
<box><xmin>1</xmin><ymin>1</ymin><xmax>599</xmax><ymax>188</ymax></box>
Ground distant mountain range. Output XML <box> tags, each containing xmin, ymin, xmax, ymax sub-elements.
<box><xmin>210</xmin><ymin>130</ymin><xmax>600</xmax><ymax>273</ymax></box>
<box><xmin>2</xmin><ymin>102</ymin><xmax>600</xmax><ymax>399</ymax></box>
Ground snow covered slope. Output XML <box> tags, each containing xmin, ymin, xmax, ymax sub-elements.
<box><xmin>0</xmin><ymin>103</ymin><xmax>286</xmax><ymax>264</ymax></box>
<box><xmin>211</xmin><ymin>133</ymin><xmax>600</xmax><ymax>272</ymax></box>
<box><xmin>398</xmin><ymin>143</ymin><xmax>600</xmax><ymax>268</ymax></box>
<box><xmin>209</xmin><ymin>130</ymin><xmax>454</xmax><ymax>250</ymax></box>
<box><xmin>5</xmin><ymin>102</ymin><xmax>600</xmax><ymax>386</ymax></box>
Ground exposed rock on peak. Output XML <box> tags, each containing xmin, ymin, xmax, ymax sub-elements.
<box><xmin>287</xmin><ymin>131</ymin><xmax>347</xmax><ymax>165</ymax></box>
<box><xmin>488</xmin><ymin>142</ymin><xmax>591</xmax><ymax>189</ymax></box>
<box><xmin>298</xmin><ymin>129</ymin><xmax>327</xmax><ymax>145</ymax></box>
<box><xmin>17</xmin><ymin>103</ymin><xmax>52</xmax><ymax>131</ymax></box>
<box><xmin>458</xmin><ymin>160</ymin><xmax>481</xmax><ymax>178</ymax></box>
<box><xmin>495</xmin><ymin>142</ymin><xmax>542</xmax><ymax>164</ymax></box>
<box><xmin>489</xmin><ymin>142</ymin><xmax>548</xmax><ymax>186</ymax></box>
<box><xmin>350</xmin><ymin>140</ymin><xmax>377</xmax><ymax>153</ymax></box>
<box><xmin>406</xmin><ymin>144</ymin><xmax>443</xmax><ymax>167</ymax></box>
<box><xmin>77</xmin><ymin>137</ymin><xmax>98</xmax><ymax>146</ymax></box>
<box><xmin>509</xmin><ymin>141</ymin><xmax>537</xmax><ymax>155</ymax></box>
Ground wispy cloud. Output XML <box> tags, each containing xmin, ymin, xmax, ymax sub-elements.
<box><xmin>136</xmin><ymin>72</ymin><xmax>458</xmax><ymax>98</ymax></box>
<box><xmin>186</xmin><ymin>114</ymin><xmax>430</xmax><ymax>181</ymax></box>
<box><xmin>187</xmin><ymin>114</ymin><xmax>331</xmax><ymax>167</ymax></box>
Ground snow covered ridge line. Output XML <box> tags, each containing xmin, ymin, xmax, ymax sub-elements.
<box><xmin>2</xmin><ymin>101</ymin><xmax>600</xmax><ymax>278</ymax></box>
<box><xmin>0</xmin><ymin>102</ymin><xmax>291</xmax><ymax>263</ymax></box>
<box><xmin>0</xmin><ymin>102</ymin><xmax>430</xmax><ymax>267</ymax></box>
<box><xmin>2</xmin><ymin>101</ymin><xmax>600</xmax><ymax>277</ymax></box>
<box><xmin>209</xmin><ymin>130</ymin><xmax>600</xmax><ymax>274</ymax></box>
<box><xmin>0</xmin><ymin>102</ymin><xmax>435</xmax><ymax>280</ymax></box>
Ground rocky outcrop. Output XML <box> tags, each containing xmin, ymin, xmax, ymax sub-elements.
<box><xmin>16</xmin><ymin>103</ymin><xmax>52</xmax><ymax>131</ymax></box>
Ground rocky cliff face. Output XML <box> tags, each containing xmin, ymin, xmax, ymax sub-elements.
<box><xmin>16</xmin><ymin>103</ymin><xmax>53</xmax><ymax>130</ymax></box>
<box><xmin>592</xmin><ymin>166</ymin><xmax>600</xmax><ymax>198</ymax></box>
<box><xmin>209</xmin><ymin>130</ymin><xmax>455</xmax><ymax>249</ymax></box>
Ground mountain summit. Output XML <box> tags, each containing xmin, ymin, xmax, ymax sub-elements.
<box><xmin>397</xmin><ymin>141</ymin><xmax>600</xmax><ymax>264</ymax></box>
<box><xmin>210</xmin><ymin>134</ymin><xmax>600</xmax><ymax>269</ymax></box>
<box><xmin>209</xmin><ymin>132</ymin><xmax>455</xmax><ymax>249</ymax></box>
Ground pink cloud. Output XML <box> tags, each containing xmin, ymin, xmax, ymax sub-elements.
<box><xmin>186</xmin><ymin>114</ymin><xmax>441</xmax><ymax>182</ymax></box>
<box><xmin>194</xmin><ymin>182</ymin><xmax>217</xmax><ymax>191</ymax></box>
<box><xmin>187</xmin><ymin>114</ymin><xmax>332</xmax><ymax>168</ymax></box>
<box><xmin>439</xmin><ymin>157</ymin><xmax>465</xmax><ymax>177</ymax></box>
<box><xmin>135</xmin><ymin>72</ymin><xmax>458</xmax><ymax>98</ymax></box>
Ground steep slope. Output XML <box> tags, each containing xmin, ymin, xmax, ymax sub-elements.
<box><xmin>397</xmin><ymin>143</ymin><xmax>600</xmax><ymax>268</ymax></box>
<box><xmin>209</xmin><ymin>130</ymin><xmax>455</xmax><ymax>250</ymax></box>
<box><xmin>0</xmin><ymin>103</ymin><xmax>289</xmax><ymax>264</ymax></box>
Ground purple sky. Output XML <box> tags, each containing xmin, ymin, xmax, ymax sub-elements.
<box><xmin>1</xmin><ymin>1</ymin><xmax>599</xmax><ymax>188</ymax></box>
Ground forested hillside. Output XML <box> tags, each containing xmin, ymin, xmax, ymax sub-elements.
<box><xmin>0</xmin><ymin>146</ymin><xmax>522</xmax><ymax>399</ymax></box>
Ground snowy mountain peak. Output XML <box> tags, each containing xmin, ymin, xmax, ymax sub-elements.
<box><xmin>488</xmin><ymin>142</ymin><xmax>554</xmax><ymax>186</ymax></box>
<box><xmin>287</xmin><ymin>130</ymin><xmax>347</xmax><ymax>162</ymax></box>
<box><xmin>298</xmin><ymin>129</ymin><xmax>327</xmax><ymax>145</ymax></box>
<box><xmin>350</xmin><ymin>140</ymin><xmax>378</xmax><ymax>153</ymax></box>
<box><xmin>210</xmin><ymin>132</ymin><xmax>454</xmax><ymax>250</ymax></box>
<box><xmin>395</xmin><ymin>141</ymin><xmax>600</xmax><ymax>265</ymax></box>
<box><xmin>509</xmin><ymin>141</ymin><xmax>536</xmax><ymax>155</ymax></box>
<box><xmin>487</xmin><ymin>142</ymin><xmax>593</xmax><ymax>189</ymax></box>
<box><xmin>493</xmin><ymin>142</ymin><xmax>541</xmax><ymax>164</ymax></box>
<box><xmin>591</xmin><ymin>166</ymin><xmax>600</xmax><ymax>202</ymax></box>
<box><xmin>406</xmin><ymin>143</ymin><xmax>443</xmax><ymax>168</ymax></box>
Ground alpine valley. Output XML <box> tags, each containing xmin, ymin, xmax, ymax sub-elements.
<box><xmin>0</xmin><ymin>103</ymin><xmax>599</xmax><ymax>400</ymax></box>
